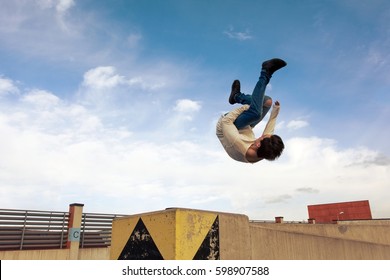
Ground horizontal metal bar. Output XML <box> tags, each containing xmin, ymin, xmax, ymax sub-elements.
<box><xmin>0</xmin><ymin>228</ymin><xmax>67</xmax><ymax>233</ymax></box>
<box><xmin>80</xmin><ymin>244</ymin><xmax>110</xmax><ymax>248</ymax></box>
<box><xmin>0</xmin><ymin>241</ymin><xmax>23</xmax><ymax>245</ymax></box>
<box><xmin>0</xmin><ymin>237</ymin><xmax>22</xmax><ymax>241</ymax></box>
<box><xmin>81</xmin><ymin>230</ymin><xmax>112</xmax><ymax>233</ymax></box>
<box><xmin>0</xmin><ymin>234</ymin><xmax>24</xmax><ymax>238</ymax></box>
<box><xmin>81</xmin><ymin>227</ymin><xmax>112</xmax><ymax>230</ymax></box>
<box><xmin>0</xmin><ymin>228</ymin><xmax>23</xmax><ymax>235</ymax></box>
<box><xmin>82</xmin><ymin>216</ymin><xmax>118</xmax><ymax>219</ymax></box>
<box><xmin>1</xmin><ymin>230</ymin><xmax>68</xmax><ymax>234</ymax></box>
<box><xmin>0</xmin><ymin>240</ymin><xmax>67</xmax><ymax>246</ymax></box>
<box><xmin>0</xmin><ymin>239</ymin><xmax>65</xmax><ymax>245</ymax></box>
<box><xmin>0</xmin><ymin>212</ymin><xmax>68</xmax><ymax>217</ymax></box>
<box><xmin>0</xmin><ymin>219</ymin><xmax>67</xmax><ymax>224</ymax></box>
<box><xmin>16</xmin><ymin>235</ymin><xmax>66</xmax><ymax>239</ymax></box>
<box><xmin>81</xmin><ymin>236</ymin><xmax>110</xmax><ymax>240</ymax></box>
<box><xmin>0</xmin><ymin>222</ymin><xmax>68</xmax><ymax>226</ymax></box>
<box><xmin>81</xmin><ymin>221</ymin><xmax>115</xmax><ymax>224</ymax></box>
<box><xmin>81</xmin><ymin>232</ymin><xmax>111</xmax><ymax>236</ymax></box>
<box><xmin>0</xmin><ymin>222</ymin><xmax>67</xmax><ymax>227</ymax></box>
<box><xmin>0</xmin><ymin>226</ymin><xmax>67</xmax><ymax>229</ymax></box>
<box><xmin>20</xmin><ymin>245</ymin><xmax>66</xmax><ymax>249</ymax></box>
<box><xmin>82</xmin><ymin>225</ymin><xmax>114</xmax><ymax>229</ymax></box>
<box><xmin>81</xmin><ymin>222</ymin><xmax>114</xmax><ymax>226</ymax></box>
<box><xmin>23</xmin><ymin>231</ymin><xmax>68</xmax><ymax>235</ymax></box>
<box><xmin>82</xmin><ymin>214</ymin><xmax>125</xmax><ymax>218</ymax></box>
<box><xmin>21</xmin><ymin>240</ymin><xmax>67</xmax><ymax>245</ymax></box>
<box><xmin>82</xmin><ymin>217</ymin><xmax>117</xmax><ymax>220</ymax></box>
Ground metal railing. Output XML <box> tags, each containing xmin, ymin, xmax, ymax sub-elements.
<box><xmin>79</xmin><ymin>212</ymin><xmax>124</xmax><ymax>248</ymax></box>
<box><xmin>0</xmin><ymin>208</ymin><xmax>125</xmax><ymax>251</ymax></box>
<box><xmin>249</xmin><ymin>219</ymin><xmax>309</xmax><ymax>224</ymax></box>
<box><xmin>0</xmin><ymin>209</ymin><xmax>69</xmax><ymax>250</ymax></box>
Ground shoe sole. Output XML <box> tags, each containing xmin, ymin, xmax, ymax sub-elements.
<box><xmin>229</xmin><ymin>80</ymin><xmax>240</xmax><ymax>104</ymax></box>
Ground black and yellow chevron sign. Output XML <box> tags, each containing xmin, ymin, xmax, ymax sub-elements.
<box><xmin>110</xmin><ymin>209</ymin><xmax>219</xmax><ymax>260</ymax></box>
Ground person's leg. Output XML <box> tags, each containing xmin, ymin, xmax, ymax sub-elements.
<box><xmin>233</xmin><ymin>58</ymin><xmax>286</xmax><ymax>130</ymax></box>
<box><xmin>234</xmin><ymin>92</ymin><xmax>252</xmax><ymax>105</ymax></box>
<box><xmin>234</xmin><ymin>93</ymin><xmax>272</xmax><ymax>127</ymax></box>
<box><xmin>234</xmin><ymin>69</ymin><xmax>271</xmax><ymax>130</ymax></box>
<box><xmin>249</xmin><ymin>96</ymin><xmax>272</xmax><ymax>127</ymax></box>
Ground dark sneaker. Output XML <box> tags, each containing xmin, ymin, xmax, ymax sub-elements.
<box><xmin>261</xmin><ymin>58</ymin><xmax>287</xmax><ymax>75</ymax></box>
<box><xmin>229</xmin><ymin>79</ymin><xmax>240</xmax><ymax>104</ymax></box>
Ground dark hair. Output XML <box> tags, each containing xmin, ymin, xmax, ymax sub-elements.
<box><xmin>256</xmin><ymin>135</ymin><xmax>285</xmax><ymax>161</ymax></box>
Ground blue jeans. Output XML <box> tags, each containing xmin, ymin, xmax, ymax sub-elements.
<box><xmin>234</xmin><ymin>69</ymin><xmax>272</xmax><ymax>129</ymax></box>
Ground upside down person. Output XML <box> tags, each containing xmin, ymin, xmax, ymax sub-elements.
<box><xmin>216</xmin><ymin>58</ymin><xmax>286</xmax><ymax>163</ymax></box>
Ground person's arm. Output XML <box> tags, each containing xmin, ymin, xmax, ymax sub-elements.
<box><xmin>221</xmin><ymin>105</ymin><xmax>250</xmax><ymax>124</ymax></box>
<box><xmin>219</xmin><ymin>105</ymin><xmax>250</xmax><ymax>145</ymax></box>
<box><xmin>262</xmin><ymin>101</ymin><xmax>280</xmax><ymax>135</ymax></box>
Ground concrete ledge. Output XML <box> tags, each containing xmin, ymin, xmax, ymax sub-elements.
<box><xmin>111</xmin><ymin>208</ymin><xmax>390</xmax><ymax>260</ymax></box>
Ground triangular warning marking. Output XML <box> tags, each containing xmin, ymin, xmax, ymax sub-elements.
<box><xmin>110</xmin><ymin>216</ymin><xmax>140</xmax><ymax>259</ymax></box>
<box><xmin>193</xmin><ymin>216</ymin><xmax>220</xmax><ymax>260</ymax></box>
<box><xmin>141</xmin><ymin>211</ymin><xmax>176</xmax><ymax>260</ymax></box>
<box><xmin>118</xmin><ymin>218</ymin><xmax>163</xmax><ymax>260</ymax></box>
<box><xmin>176</xmin><ymin>210</ymin><xmax>218</xmax><ymax>260</ymax></box>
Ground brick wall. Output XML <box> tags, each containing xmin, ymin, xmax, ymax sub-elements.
<box><xmin>307</xmin><ymin>200</ymin><xmax>372</xmax><ymax>223</ymax></box>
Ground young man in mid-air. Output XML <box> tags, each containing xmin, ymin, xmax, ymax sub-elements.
<box><xmin>216</xmin><ymin>58</ymin><xmax>286</xmax><ymax>163</ymax></box>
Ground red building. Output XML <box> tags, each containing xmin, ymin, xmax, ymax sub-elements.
<box><xmin>307</xmin><ymin>200</ymin><xmax>372</xmax><ymax>223</ymax></box>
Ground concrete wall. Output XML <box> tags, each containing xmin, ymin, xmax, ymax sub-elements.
<box><xmin>2</xmin><ymin>208</ymin><xmax>389</xmax><ymax>260</ymax></box>
<box><xmin>219</xmin><ymin>211</ymin><xmax>251</xmax><ymax>260</ymax></box>
<box><xmin>249</xmin><ymin>223</ymin><xmax>390</xmax><ymax>259</ymax></box>
<box><xmin>0</xmin><ymin>249</ymin><xmax>70</xmax><ymax>260</ymax></box>
<box><xmin>79</xmin><ymin>247</ymin><xmax>110</xmax><ymax>260</ymax></box>
<box><xmin>111</xmin><ymin>208</ymin><xmax>390</xmax><ymax>260</ymax></box>
<box><xmin>252</xmin><ymin>223</ymin><xmax>390</xmax><ymax>245</ymax></box>
<box><xmin>0</xmin><ymin>247</ymin><xmax>110</xmax><ymax>260</ymax></box>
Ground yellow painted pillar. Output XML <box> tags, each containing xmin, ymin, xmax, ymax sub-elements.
<box><xmin>110</xmin><ymin>208</ymin><xmax>250</xmax><ymax>260</ymax></box>
<box><xmin>66</xmin><ymin>203</ymin><xmax>84</xmax><ymax>260</ymax></box>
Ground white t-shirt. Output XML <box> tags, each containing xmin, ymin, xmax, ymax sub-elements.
<box><xmin>216</xmin><ymin>104</ymin><xmax>280</xmax><ymax>163</ymax></box>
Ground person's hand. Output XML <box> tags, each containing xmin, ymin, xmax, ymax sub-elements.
<box><xmin>275</xmin><ymin>100</ymin><xmax>280</xmax><ymax>106</ymax></box>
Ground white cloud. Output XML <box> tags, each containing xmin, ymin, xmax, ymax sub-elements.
<box><xmin>22</xmin><ymin>89</ymin><xmax>60</xmax><ymax>107</ymax></box>
<box><xmin>224</xmin><ymin>27</ymin><xmax>252</xmax><ymax>41</ymax></box>
<box><xmin>81</xmin><ymin>66</ymin><xmax>170</xmax><ymax>92</ymax></box>
<box><xmin>1</xmin><ymin>79</ymin><xmax>389</xmax><ymax>219</ymax></box>
<box><xmin>35</xmin><ymin>0</ymin><xmax>75</xmax><ymax>31</ymax></box>
<box><xmin>174</xmin><ymin>99</ymin><xmax>201</xmax><ymax>113</ymax></box>
<box><xmin>1</xmin><ymin>78</ymin><xmax>388</xmax><ymax>220</ymax></box>
<box><xmin>37</xmin><ymin>0</ymin><xmax>75</xmax><ymax>14</ymax></box>
<box><xmin>77</xmin><ymin>65</ymin><xmax>176</xmax><ymax>119</ymax></box>
<box><xmin>287</xmin><ymin>119</ymin><xmax>309</xmax><ymax>130</ymax></box>
<box><xmin>82</xmin><ymin>66</ymin><xmax>125</xmax><ymax>89</ymax></box>
<box><xmin>56</xmin><ymin>0</ymin><xmax>75</xmax><ymax>14</ymax></box>
<box><xmin>0</xmin><ymin>76</ymin><xmax>19</xmax><ymax>96</ymax></box>
<box><xmin>73</xmin><ymin>62</ymin><xmax>199</xmax><ymax>135</ymax></box>
<box><xmin>0</xmin><ymin>1</ymin><xmax>110</xmax><ymax>65</ymax></box>
<box><xmin>296</xmin><ymin>187</ymin><xmax>320</xmax><ymax>194</ymax></box>
<box><xmin>165</xmin><ymin>99</ymin><xmax>202</xmax><ymax>131</ymax></box>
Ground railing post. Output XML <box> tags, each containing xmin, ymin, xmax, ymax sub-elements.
<box><xmin>80</xmin><ymin>213</ymin><xmax>86</xmax><ymax>248</ymax></box>
<box><xmin>60</xmin><ymin>212</ymin><xmax>67</xmax><ymax>249</ymax></box>
<box><xmin>20</xmin><ymin>211</ymin><xmax>28</xmax><ymax>250</ymax></box>
<box><xmin>66</xmin><ymin>203</ymin><xmax>84</xmax><ymax>260</ymax></box>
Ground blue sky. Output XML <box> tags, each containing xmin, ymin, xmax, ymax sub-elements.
<box><xmin>0</xmin><ymin>0</ymin><xmax>389</xmax><ymax>220</ymax></box>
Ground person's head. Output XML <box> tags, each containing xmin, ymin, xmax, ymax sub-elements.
<box><xmin>256</xmin><ymin>134</ymin><xmax>284</xmax><ymax>160</ymax></box>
